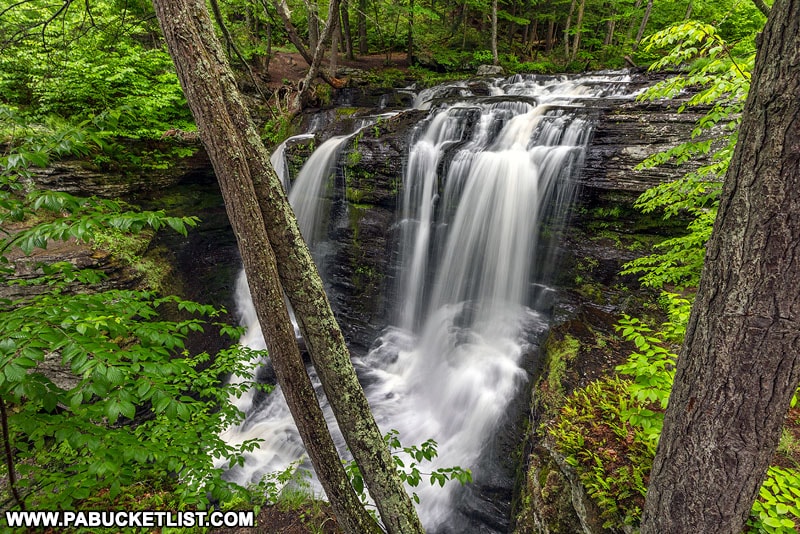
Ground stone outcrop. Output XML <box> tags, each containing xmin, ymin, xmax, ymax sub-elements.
<box><xmin>581</xmin><ymin>98</ymin><xmax>709</xmax><ymax>193</ymax></box>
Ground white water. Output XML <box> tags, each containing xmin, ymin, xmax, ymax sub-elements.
<box><xmin>222</xmin><ymin>73</ymin><xmax>636</xmax><ymax>532</ymax></box>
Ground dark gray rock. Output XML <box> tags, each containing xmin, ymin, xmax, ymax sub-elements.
<box><xmin>477</xmin><ymin>65</ymin><xmax>506</xmax><ymax>77</ymax></box>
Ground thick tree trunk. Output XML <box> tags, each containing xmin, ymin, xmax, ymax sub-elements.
<box><xmin>152</xmin><ymin>1</ymin><xmax>424</xmax><ymax>532</ymax></box>
<box><xmin>641</xmin><ymin>0</ymin><xmax>800</xmax><ymax>532</ymax></box>
<box><xmin>150</xmin><ymin>3</ymin><xmax>380</xmax><ymax>533</ymax></box>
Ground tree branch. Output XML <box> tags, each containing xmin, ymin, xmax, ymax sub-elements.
<box><xmin>750</xmin><ymin>0</ymin><xmax>770</xmax><ymax>17</ymax></box>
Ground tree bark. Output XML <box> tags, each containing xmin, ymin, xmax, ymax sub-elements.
<box><xmin>269</xmin><ymin>0</ymin><xmax>340</xmax><ymax>92</ymax></box>
<box><xmin>407</xmin><ymin>0</ymin><xmax>414</xmax><ymax>64</ymax></box>
<box><xmin>570</xmin><ymin>0</ymin><xmax>585</xmax><ymax>61</ymax></box>
<box><xmin>751</xmin><ymin>0</ymin><xmax>771</xmax><ymax>17</ymax></box>
<box><xmin>330</xmin><ymin>9</ymin><xmax>340</xmax><ymax>76</ymax></box>
<box><xmin>304</xmin><ymin>0</ymin><xmax>320</xmax><ymax>51</ymax></box>
<box><xmin>641</xmin><ymin>0</ymin><xmax>800</xmax><ymax>532</ymax></box>
<box><xmin>491</xmin><ymin>0</ymin><xmax>498</xmax><ymax>64</ymax></box>
<box><xmin>564</xmin><ymin>0</ymin><xmax>576</xmax><ymax>58</ymax></box>
<box><xmin>604</xmin><ymin>8</ymin><xmax>616</xmax><ymax>47</ymax></box>
<box><xmin>633</xmin><ymin>0</ymin><xmax>653</xmax><ymax>49</ymax></box>
<box><xmin>294</xmin><ymin>0</ymin><xmax>345</xmax><ymax>109</ymax></box>
<box><xmin>358</xmin><ymin>0</ymin><xmax>368</xmax><ymax>54</ymax></box>
<box><xmin>150</xmin><ymin>2</ymin><xmax>381</xmax><ymax>533</ymax></box>
<box><xmin>545</xmin><ymin>18</ymin><xmax>554</xmax><ymax>53</ymax></box>
<box><xmin>152</xmin><ymin>1</ymin><xmax>424</xmax><ymax>532</ymax></box>
<box><xmin>341</xmin><ymin>0</ymin><xmax>354</xmax><ymax>60</ymax></box>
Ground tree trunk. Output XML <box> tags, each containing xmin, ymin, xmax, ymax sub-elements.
<box><xmin>269</xmin><ymin>0</ymin><xmax>340</xmax><ymax>91</ymax></box>
<box><xmin>491</xmin><ymin>0</ymin><xmax>498</xmax><ymax>64</ymax></box>
<box><xmin>358</xmin><ymin>0</ymin><xmax>368</xmax><ymax>54</ymax></box>
<box><xmin>341</xmin><ymin>0</ymin><xmax>354</xmax><ymax>59</ymax></box>
<box><xmin>545</xmin><ymin>18</ymin><xmax>554</xmax><ymax>53</ymax></box>
<box><xmin>604</xmin><ymin>7</ymin><xmax>616</xmax><ymax>46</ymax></box>
<box><xmin>641</xmin><ymin>0</ymin><xmax>800</xmax><ymax>531</ymax></box>
<box><xmin>633</xmin><ymin>0</ymin><xmax>653</xmax><ymax>49</ymax></box>
<box><xmin>330</xmin><ymin>9</ymin><xmax>340</xmax><ymax>76</ymax></box>
<box><xmin>624</xmin><ymin>0</ymin><xmax>643</xmax><ymax>47</ymax></box>
<box><xmin>407</xmin><ymin>0</ymin><xmax>414</xmax><ymax>64</ymax></box>
<box><xmin>570</xmin><ymin>0</ymin><xmax>585</xmax><ymax>61</ymax></box>
<box><xmin>462</xmin><ymin>0</ymin><xmax>468</xmax><ymax>49</ymax></box>
<box><xmin>305</xmin><ymin>0</ymin><xmax>320</xmax><ymax>51</ymax></box>
<box><xmin>564</xmin><ymin>0</ymin><xmax>576</xmax><ymax>57</ymax></box>
<box><xmin>751</xmin><ymin>0</ymin><xmax>771</xmax><ymax>16</ymax></box>
<box><xmin>151</xmin><ymin>0</ymin><xmax>424</xmax><ymax>532</ymax></box>
<box><xmin>150</xmin><ymin>3</ymin><xmax>381</xmax><ymax>533</ymax></box>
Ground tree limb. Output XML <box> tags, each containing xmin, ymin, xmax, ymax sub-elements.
<box><xmin>750</xmin><ymin>0</ymin><xmax>770</xmax><ymax>17</ymax></box>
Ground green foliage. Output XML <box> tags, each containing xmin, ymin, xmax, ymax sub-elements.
<box><xmin>749</xmin><ymin>467</ymin><xmax>800</xmax><ymax>533</ymax></box>
<box><xmin>614</xmin><ymin>293</ymin><xmax>689</xmax><ymax>441</ymax></box>
<box><xmin>0</xmin><ymin>0</ymin><xmax>191</xmax><ymax>139</ymax></box>
<box><xmin>345</xmin><ymin>429</ymin><xmax>472</xmax><ymax>507</ymax></box>
<box><xmin>0</xmin><ymin>290</ymin><xmax>262</xmax><ymax>509</ymax></box>
<box><xmin>0</xmin><ymin>175</ymin><xmax>259</xmax><ymax>510</ymax></box>
<box><xmin>540</xmin><ymin>334</ymin><xmax>580</xmax><ymax>411</ymax></box>
<box><xmin>0</xmin><ymin>113</ymin><xmax>263</xmax><ymax>513</ymax></box>
<box><xmin>550</xmin><ymin>377</ymin><xmax>654</xmax><ymax>528</ymax></box>
<box><xmin>623</xmin><ymin>20</ymin><xmax>753</xmax><ymax>290</ymax></box>
<box><xmin>473</xmin><ymin>49</ymin><xmax>494</xmax><ymax>65</ymax></box>
<box><xmin>263</xmin><ymin>114</ymin><xmax>296</xmax><ymax>148</ymax></box>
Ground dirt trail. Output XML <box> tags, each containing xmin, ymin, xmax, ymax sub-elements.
<box><xmin>263</xmin><ymin>51</ymin><xmax>410</xmax><ymax>89</ymax></box>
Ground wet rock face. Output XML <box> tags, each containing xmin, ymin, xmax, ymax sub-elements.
<box><xmin>581</xmin><ymin>98</ymin><xmax>710</xmax><ymax>193</ymax></box>
<box><xmin>27</xmin><ymin>143</ymin><xmax>211</xmax><ymax>198</ymax></box>
<box><xmin>283</xmin><ymin>91</ymin><xmax>704</xmax><ymax>352</ymax></box>
<box><xmin>285</xmin><ymin>109</ymin><xmax>428</xmax><ymax>354</ymax></box>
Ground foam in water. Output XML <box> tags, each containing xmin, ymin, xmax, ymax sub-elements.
<box><xmin>222</xmin><ymin>73</ymin><xmax>635</xmax><ymax>532</ymax></box>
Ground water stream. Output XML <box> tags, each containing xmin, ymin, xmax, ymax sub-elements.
<box><xmin>222</xmin><ymin>73</ymin><xmax>638</xmax><ymax>532</ymax></box>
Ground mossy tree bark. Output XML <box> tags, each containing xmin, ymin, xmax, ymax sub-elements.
<box><xmin>640</xmin><ymin>0</ymin><xmax>800</xmax><ymax>531</ymax></box>
<box><xmin>151</xmin><ymin>0</ymin><xmax>423</xmax><ymax>532</ymax></box>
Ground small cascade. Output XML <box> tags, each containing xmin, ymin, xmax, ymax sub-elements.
<box><xmin>288</xmin><ymin>135</ymin><xmax>350</xmax><ymax>248</ymax></box>
<box><xmin>270</xmin><ymin>133</ymin><xmax>315</xmax><ymax>190</ymax></box>
<box><xmin>221</xmin><ymin>72</ymin><xmax>638</xmax><ymax>532</ymax></box>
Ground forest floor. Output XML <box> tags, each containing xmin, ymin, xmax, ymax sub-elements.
<box><xmin>262</xmin><ymin>51</ymin><xmax>411</xmax><ymax>90</ymax></box>
<box><xmin>211</xmin><ymin>500</ymin><xmax>341</xmax><ymax>533</ymax></box>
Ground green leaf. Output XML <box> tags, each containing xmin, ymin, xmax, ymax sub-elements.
<box><xmin>4</xmin><ymin>363</ymin><xmax>26</xmax><ymax>383</ymax></box>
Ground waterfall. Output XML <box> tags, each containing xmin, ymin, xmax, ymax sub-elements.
<box><xmin>221</xmin><ymin>73</ymin><xmax>636</xmax><ymax>532</ymax></box>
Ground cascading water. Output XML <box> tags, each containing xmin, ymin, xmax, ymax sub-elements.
<box><xmin>222</xmin><ymin>73</ymin><xmax>637</xmax><ymax>532</ymax></box>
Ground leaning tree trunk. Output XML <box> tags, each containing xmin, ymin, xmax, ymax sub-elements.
<box><xmin>640</xmin><ymin>0</ymin><xmax>800</xmax><ymax>532</ymax></box>
<box><xmin>150</xmin><ymin>2</ymin><xmax>381</xmax><ymax>533</ymax></box>
<box><xmin>633</xmin><ymin>0</ymin><xmax>653</xmax><ymax>50</ymax></box>
<box><xmin>151</xmin><ymin>1</ymin><xmax>424</xmax><ymax>532</ymax></box>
